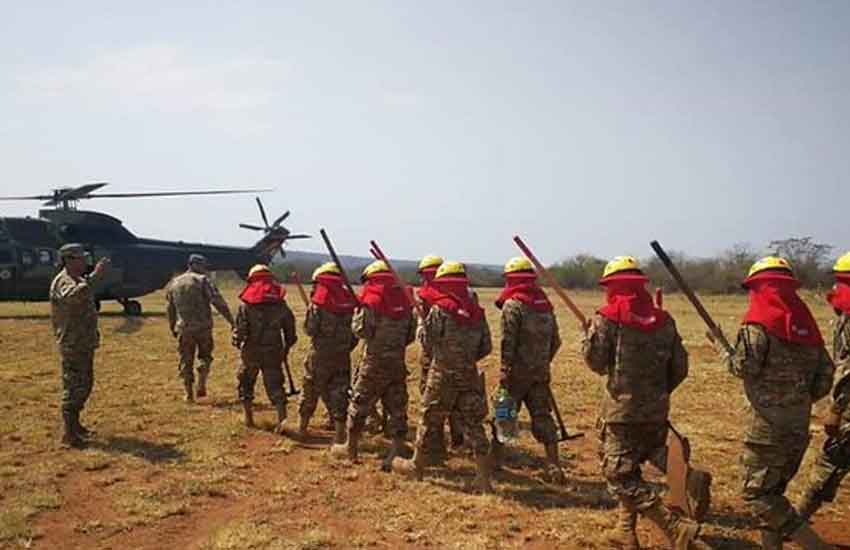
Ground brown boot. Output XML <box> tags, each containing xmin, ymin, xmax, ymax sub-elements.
<box><xmin>61</xmin><ymin>411</ymin><xmax>85</xmax><ymax>449</ymax></box>
<box><xmin>382</xmin><ymin>437</ymin><xmax>407</xmax><ymax>472</ymax></box>
<box><xmin>789</xmin><ymin>522</ymin><xmax>833</xmax><ymax>550</ymax></box>
<box><xmin>73</xmin><ymin>413</ymin><xmax>94</xmax><ymax>439</ymax></box>
<box><xmin>242</xmin><ymin>401</ymin><xmax>255</xmax><ymax>428</ymax></box>
<box><xmin>489</xmin><ymin>439</ymin><xmax>505</xmax><ymax>472</ymax></box>
<box><xmin>544</xmin><ymin>442</ymin><xmax>566</xmax><ymax>484</ymax></box>
<box><xmin>473</xmin><ymin>454</ymin><xmax>493</xmax><ymax>493</ymax></box>
<box><xmin>273</xmin><ymin>402</ymin><xmax>287</xmax><ymax>434</ymax></box>
<box><xmin>196</xmin><ymin>369</ymin><xmax>208</xmax><ymax>398</ymax></box>
<box><xmin>299</xmin><ymin>416</ymin><xmax>310</xmax><ymax>438</ymax></box>
<box><xmin>761</xmin><ymin>530</ymin><xmax>783</xmax><ymax>550</ymax></box>
<box><xmin>333</xmin><ymin>420</ymin><xmax>346</xmax><ymax>445</ymax></box>
<box><xmin>184</xmin><ymin>380</ymin><xmax>195</xmax><ymax>403</ymax></box>
<box><xmin>640</xmin><ymin>500</ymin><xmax>701</xmax><ymax>550</ymax></box>
<box><xmin>796</xmin><ymin>487</ymin><xmax>824</xmax><ymax>522</ymax></box>
<box><xmin>331</xmin><ymin>427</ymin><xmax>360</xmax><ymax>460</ymax></box>
<box><xmin>686</xmin><ymin>469</ymin><xmax>712</xmax><ymax>522</ymax></box>
<box><xmin>604</xmin><ymin>503</ymin><xmax>641</xmax><ymax>549</ymax></box>
<box><xmin>392</xmin><ymin>449</ymin><xmax>424</xmax><ymax>481</ymax></box>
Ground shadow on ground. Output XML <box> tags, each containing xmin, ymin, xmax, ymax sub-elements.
<box><xmin>91</xmin><ymin>435</ymin><xmax>186</xmax><ymax>463</ymax></box>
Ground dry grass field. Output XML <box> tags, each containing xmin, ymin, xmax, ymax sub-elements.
<box><xmin>1</xmin><ymin>286</ymin><xmax>848</xmax><ymax>549</ymax></box>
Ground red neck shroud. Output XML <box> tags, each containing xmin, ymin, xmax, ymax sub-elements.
<box><xmin>496</xmin><ymin>272</ymin><xmax>553</xmax><ymax>312</ymax></box>
<box><xmin>827</xmin><ymin>275</ymin><xmax>850</xmax><ymax>315</ymax></box>
<box><xmin>743</xmin><ymin>274</ymin><xmax>823</xmax><ymax>346</ymax></box>
<box><xmin>598</xmin><ymin>275</ymin><xmax>668</xmax><ymax>332</ymax></box>
<box><xmin>416</xmin><ymin>268</ymin><xmax>438</xmax><ymax>306</ymax></box>
<box><xmin>419</xmin><ymin>276</ymin><xmax>483</xmax><ymax>324</ymax></box>
<box><xmin>358</xmin><ymin>272</ymin><xmax>412</xmax><ymax>320</ymax></box>
<box><xmin>240</xmin><ymin>271</ymin><xmax>285</xmax><ymax>304</ymax></box>
<box><xmin>312</xmin><ymin>273</ymin><xmax>357</xmax><ymax>314</ymax></box>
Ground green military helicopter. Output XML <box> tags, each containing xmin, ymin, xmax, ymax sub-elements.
<box><xmin>0</xmin><ymin>183</ymin><xmax>309</xmax><ymax>315</ymax></box>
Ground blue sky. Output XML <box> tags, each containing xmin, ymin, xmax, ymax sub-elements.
<box><xmin>1</xmin><ymin>1</ymin><xmax>848</xmax><ymax>264</ymax></box>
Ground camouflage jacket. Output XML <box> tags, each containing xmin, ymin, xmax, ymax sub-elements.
<box><xmin>728</xmin><ymin>323</ymin><xmax>834</xmax><ymax>445</ymax></box>
<box><xmin>233</xmin><ymin>300</ymin><xmax>297</xmax><ymax>351</ymax></box>
<box><xmin>830</xmin><ymin>312</ymin><xmax>850</xmax><ymax>419</ymax></box>
<box><xmin>422</xmin><ymin>306</ymin><xmax>492</xmax><ymax>389</ymax></box>
<box><xmin>582</xmin><ymin>314</ymin><xmax>688</xmax><ymax>424</ymax></box>
<box><xmin>304</xmin><ymin>304</ymin><xmax>356</xmax><ymax>357</ymax></box>
<box><xmin>166</xmin><ymin>271</ymin><xmax>233</xmax><ymax>333</ymax></box>
<box><xmin>50</xmin><ymin>268</ymin><xmax>99</xmax><ymax>353</ymax></box>
<box><xmin>352</xmin><ymin>306</ymin><xmax>415</xmax><ymax>375</ymax></box>
<box><xmin>500</xmin><ymin>299</ymin><xmax>561</xmax><ymax>385</ymax></box>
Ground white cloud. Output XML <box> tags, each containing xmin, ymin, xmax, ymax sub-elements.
<box><xmin>15</xmin><ymin>44</ymin><xmax>289</xmax><ymax>115</ymax></box>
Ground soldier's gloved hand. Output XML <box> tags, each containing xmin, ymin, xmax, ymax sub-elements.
<box><xmin>824</xmin><ymin>411</ymin><xmax>842</xmax><ymax>438</ymax></box>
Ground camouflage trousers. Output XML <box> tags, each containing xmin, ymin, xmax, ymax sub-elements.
<box><xmin>298</xmin><ymin>350</ymin><xmax>350</xmax><ymax>422</ymax></box>
<box><xmin>416</xmin><ymin>370</ymin><xmax>489</xmax><ymax>458</ymax></box>
<box><xmin>420</xmin><ymin>363</ymin><xmax>464</xmax><ymax>459</ymax></box>
<box><xmin>347</xmin><ymin>361</ymin><xmax>408</xmax><ymax>438</ymax></box>
<box><xmin>506</xmin><ymin>378</ymin><xmax>557</xmax><ymax>444</ymax></box>
<box><xmin>599</xmin><ymin>421</ymin><xmax>668</xmax><ymax>510</ymax></box>
<box><xmin>740</xmin><ymin>438</ymin><xmax>809</xmax><ymax>534</ymax></box>
<box><xmin>237</xmin><ymin>347</ymin><xmax>285</xmax><ymax>406</ymax></box>
<box><xmin>802</xmin><ymin>422</ymin><xmax>850</xmax><ymax>505</ymax></box>
<box><xmin>177</xmin><ymin>328</ymin><xmax>214</xmax><ymax>384</ymax></box>
<box><xmin>60</xmin><ymin>349</ymin><xmax>94</xmax><ymax>414</ymax></box>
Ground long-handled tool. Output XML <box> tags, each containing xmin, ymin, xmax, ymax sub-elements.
<box><xmin>282</xmin><ymin>349</ymin><xmax>300</xmax><ymax>396</ymax></box>
<box><xmin>368</xmin><ymin>240</ymin><xmax>424</xmax><ymax>319</ymax></box>
<box><xmin>290</xmin><ymin>271</ymin><xmax>309</xmax><ymax>307</ymax></box>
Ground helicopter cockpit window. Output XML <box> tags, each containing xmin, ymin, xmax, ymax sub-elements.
<box><xmin>4</xmin><ymin>219</ymin><xmax>60</xmax><ymax>248</ymax></box>
<box><xmin>21</xmin><ymin>252</ymin><xmax>34</xmax><ymax>266</ymax></box>
<box><xmin>38</xmin><ymin>249</ymin><xmax>52</xmax><ymax>265</ymax></box>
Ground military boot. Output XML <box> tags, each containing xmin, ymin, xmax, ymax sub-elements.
<box><xmin>489</xmin><ymin>439</ymin><xmax>505</xmax><ymax>472</ymax></box>
<box><xmin>604</xmin><ymin>503</ymin><xmax>641</xmax><ymax>550</ymax></box>
<box><xmin>686</xmin><ymin>469</ymin><xmax>713</xmax><ymax>522</ymax></box>
<box><xmin>788</xmin><ymin>522</ymin><xmax>834</xmax><ymax>550</ymax></box>
<box><xmin>299</xmin><ymin>416</ymin><xmax>310</xmax><ymax>438</ymax></box>
<box><xmin>61</xmin><ymin>411</ymin><xmax>85</xmax><ymax>449</ymax></box>
<box><xmin>392</xmin><ymin>449</ymin><xmax>424</xmax><ymax>481</ymax></box>
<box><xmin>449</xmin><ymin>416</ymin><xmax>465</xmax><ymax>450</ymax></box>
<box><xmin>74</xmin><ymin>413</ymin><xmax>95</xmax><ymax>439</ymax></box>
<box><xmin>382</xmin><ymin>436</ymin><xmax>407</xmax><ymax>471</ymax></box>
<box><xmin>473</xmin><ymin>454</ymin><xmax>494</xmax><ymax>493</ymax></box>
<box><xmin>333</xmin><ymin>420</ymin><xmax>347</xmax><ymax>445</ymax></box>
<box><xmin>196</xmin><ymin>369</ymin><xmax>208</xmax><ymax>398</ymax></box>
<box><xmin>242</xmin><ymin>401</ymin><xmax>255</xmax><ymax>428</ymax></box>
<box><xmin>544</xmin><ymin>442</ymin><xmax>567</xmax><ymax>484</ymax></box>
<box><xmin>640</xmin><ymin>500</ymin><xmax>701</xmax><ymax>550</ymax></box>
<box><xmin>761</xmin><ymin>530</ymin><xmax>783</xmax><ymax>550</ymax></box>
<box><xmin>273</xmin><ymin>402</ymin><xmax>287</xmax><ymax>435</ymax></box>
<box><xmin>796</xmin><ymin>487</ymin><xmax>824</xmax><ymax>522</ymax></box>
<box><xmin>183</xmin><ymin>379</ymin><xmax>195</xmax><ymax>403</ymax></box>
<box><xmin>331</xmin><ymin>426</ymin><xmax>360</xmax><ymax>460</ymax></box>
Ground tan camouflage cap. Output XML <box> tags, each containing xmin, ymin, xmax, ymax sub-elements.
<box><xmin>59</xmin><ymin>243</ymin><xmax>86</xmax><ymax>259</ymax></box>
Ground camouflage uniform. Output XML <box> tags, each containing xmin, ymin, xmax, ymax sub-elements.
<box><xmin>582</xmin><ymin>313</ymin><xmax>688</xmax><ymax>510</ymax></box>
<box><xmin>50</xmin><ymin>268</ymin><xmax>100</xmax><ymax>420</ymax></box>
<box><xmin>232</xmin><ymin>300</ymin><xmax>296</xmax><ymax>408</ymax></box>
<box><xmin>797</xmin><ymin>312</ymin><xmax>850</xmax><ymax>520</ymax></box>
<box><xmin>347</xmin><ymin>306</ymin><xmax>415</xmax><ymax>438</ymax></box>
<box><xmin>299</xmin><ymin>304</ymin><xmax>355</xmax><ymax>423</ymax></box>
<box><xmin>727</xmin><ymin>323</ymin><xmax>834</xmax><ymax>538</ymax></box>
<box><xmin>499</xmin><ymin>299</ymin><xmax>561</xmax><ymax>446</ymax></box>
<box><xmin>165</xmin><ymin>270</ymin><xmax>233</xmax><ymax>390</ymax></box>
<box><xmin>416</xmin><ymin>307</ymin><xmax>493</xmax><ymax>460</ymax></box>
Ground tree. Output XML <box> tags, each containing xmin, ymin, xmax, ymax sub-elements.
<box><xmin>767</xmin><ymin>237</ymin><xmax>833</xmax><ymax>288</ymax></box>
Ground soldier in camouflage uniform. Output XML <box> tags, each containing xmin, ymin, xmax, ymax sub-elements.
<box><xmin>332</xmin><ymin>260</ymin><xmax>416</xmax><ymax>467</ymax></box>
<box><xmin>723</xmin><ymin>257</ymin><xmax>834</xmax><ymax>549</ymax></box>
<box><xmin>492</xmin><ymin>257</ymin><xmax>566</xmax><ymax>483</ymax></box>
<box><xmin>231</xmin><ymin>265</ymin><xmax>296</xmax><ymax>433</ymax></box>
<box><xmin>583</xmin><ymin>256</ymin><xmax>707</xmax><ymax>550</ymax></box>
<box><xmin>297</xmin><ymin>262</ymin><xmax>358</xmax><ymax>444</ymax></box>
<box><xmin>50</xmin><ymin>244</ymin><xmax>109</xmax><ymax>448</ymax></box>
<box><xmin>393</xmin><ymin>262</ymin><xmax>494</xmax><ymax>491</ymax></box>
<box><xmin>795</xmin><ymin>253</ymin><xmax>850</xmax><ymax>525</ymax></box>
<box><xmin>166</xmin><ymin>254</ymin><xmax>234</xmax><ymax>402</ymax></box>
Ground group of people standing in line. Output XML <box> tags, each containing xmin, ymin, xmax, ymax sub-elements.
<box><xmin>49</xmin><ymin>243</ymin><xmax>850</xmax><ymax>550</ymax></box>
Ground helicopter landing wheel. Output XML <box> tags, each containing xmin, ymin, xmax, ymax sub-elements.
<box><xmin>95</xmin><ymin>300</ymin><xmax>101</xmax><ymax>312</ymax></box>
<box><xmin>123</xmin><ymin>300</ymin><xmax>142</xmax><ymax>316</ymax></box>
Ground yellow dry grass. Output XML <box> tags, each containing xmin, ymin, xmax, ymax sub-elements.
<box><xmin>0</xmin><ymin>286</ymin><xmax>847</xmax><ymax>549</ymax></box>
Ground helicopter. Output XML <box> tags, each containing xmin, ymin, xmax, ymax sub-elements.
<box><xmin>0</xmin><ymin>183</ymin><xmax>309</xmax><ymax>315</ymax></box>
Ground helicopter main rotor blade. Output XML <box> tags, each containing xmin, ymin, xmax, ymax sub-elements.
<box><xmin>271</xmin><ymin>210</ymin><xmax>290</xmax><ymax>227</ymax></box>
<box><xmin>0</xmin><ymin>195</ymin><xmax>54</xmax><ymax>201</ymax></box>
<box><xmin>89</xmin><ymin>189</ymin><xmax>273</xmax><ymax>199</ymax></box>
<box><xmin>239</xmin><ymin>223</ymin><xmax>266</xmax><ymax>231</ymax></box>
<box><xmin>284</xmin><ymin>234</ymin><xmax>311</xmax><ymax>240</ymax></box>
<box><xmin>255</xmin><ymin>197</ymin><xmax>270</xmax><ymax>229</ymax></box>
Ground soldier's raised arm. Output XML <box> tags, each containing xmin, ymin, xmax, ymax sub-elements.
<box><xmin>727</xmin><ymin>324</ymin><xmax>769</xmax><ymax>380</ymax></box>
<box><xmin>204</xmin><ymin>276</ymin><xmax>234</xmax><ymax>326</ymax></box>
<box><xmin>281</xmin><ymin>301</ymin><xmax>297</xmax><ymax>349</ymax></box>
<box><xmin>581</xmin><ymin>314</ymin><xmax>616</xmax><ymax>376</ymax></box>
<box><xmin>51</xmin><ymin>275</ymin><xmax>92</xmax><ymax>306</ymax></box>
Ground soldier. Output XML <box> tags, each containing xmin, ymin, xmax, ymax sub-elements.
<box><xmin>50</xmin><ymin>244</ymin><xmax>109</xmax><ymax>448</ymax></box>
<box><xmin>165</xmin><ymin>254</ymin><xmax>234</xmax><ymax>402</ymax></box>
<box><xmin>393</xmin><ymin>262</ymin><xmax>493</xmax><ymax>491</ymax></box>
<box><xmin>583</xmin><ymin>256</ymin><xmax>709</xmax><ymax>550</ymax></box>
<box><xmin>332</xmin><ymin>260</ymin><xmax>415</xmax><ymax>468</ymax></box>
<box><xmin>795</xmin><ymin>253</ymin><xmax>850</xmax><ymax>525</ymax></box>
<box><xmin>722</xmin><ymin>257</ymin><xmax>834</xmax><ymax>549</ymax></box>
<box><xmin>231</xmin><ymin>264</ymin><xmax>296</xmax><ymax>433</ymax></box>
<box><xmin>297</xmin><ymin>262</ymin><xmax>358</xmax><ymax>444</ymax></box>
<box><xmin>492</xmin><ymin>257</ymin><xmax>566</xmax><ymax>483</ymax></box>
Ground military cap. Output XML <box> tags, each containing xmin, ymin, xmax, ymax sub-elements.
<box><xmin>59</xmin><ymin>243</ymin><xmax>86</xmax><ymax>258</ymax></box>
<box><xmin>188</xmin><ymin>253</ymin><xmax>208</xmax><ymax>265</ymax></box>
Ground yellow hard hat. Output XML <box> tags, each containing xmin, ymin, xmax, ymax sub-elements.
<box><xmin>602</xmin><ymin>256</ymin><xmax>641</xmax><ymax>279</ymax></box>
<box><xmin>362</xmin><ymin>259</ymin><xmax>389</xmax><ymax>278</ymax></box>
<box><xmin>418</xmin><ymin>255</ymin><xmax>444</xmax><ymax>272</ymax></box>
<box><xmin>747</xmin><ymin>256</ymin><xmax>793</xmax><ymax>279</ymax></box>
<box><xmin>312</xmin><ymin>261</ymin><xmax>341</xmax><ymax>281</ymax></box>
<box><xmin>248</xmin><ymin>264</ymin><xmax>271</xmax><ymax>278</ymax></box>
<box><xmin>504</xmin><ymin>256</ymin><xmax>534</xmax><ymax>274</ymax></box>
<box><xmin>833</xmin><ymin>252</ymin><xmax>850</xmax><ymax>274</ymax></box>
<box><xmin>435</xmin><ymin>261</ymin><xmax>465</xmax><ymax>278</ymax></box>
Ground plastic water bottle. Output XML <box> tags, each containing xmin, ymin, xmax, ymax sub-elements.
<box><xmin>493</xmin><ymin>386</ymin><xmax>518</xmax><ymax>445</ymax></box>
